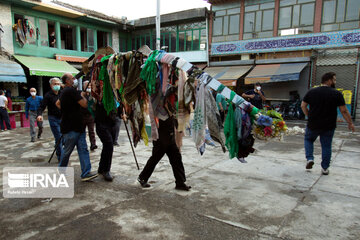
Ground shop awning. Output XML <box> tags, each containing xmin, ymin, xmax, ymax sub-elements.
<box><xmin>205</xmin><ymin>66</ymin><xmax>252</xmax><ymax>86</ymax></box>
<box><xmin>245</xmin><ymin>62</ymin><xmax>308</xmax><ymax>85</ymax></box>
<box><xmin>0</xmin><ymin>60</ymin><xmax>26</xmax><ymax>83</ymax></box>
<box><xmin>14</xmin><ymin>55</ymin><xmax>79</xmax><ymax>77</ymax></box>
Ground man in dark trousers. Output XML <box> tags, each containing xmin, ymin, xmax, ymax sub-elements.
<box><xmin>301</xmin><ymin>72</ymin><xmax>355</xmax><ymax>175</ymax></box>
<box><xmin>38</xmin><ymin>78</ymin><xmax>63</xmax><ymax>161</ymax></box>
<box><xmin>56</xmin><ymin>73</ymin><xmax>97</xmax><ymax>181</ymax></box>
<box><xmin>94</xmin><ymin>101</ymin><xmax>119</xmax><ymax>181</ymax></box>
<box><xmin>242</xmin><ymin>82</ymin><xmax>266</xmax><ymax>109</ymax></box>
<box><xmin>138</xmin><ymin>116</ymin><xmax>191</xmax><ymax>191</ymax></box>
<box><xmin>82</xmin><ymin>81</ymin><xmax>97</xmax><ymax>151</ymax></box>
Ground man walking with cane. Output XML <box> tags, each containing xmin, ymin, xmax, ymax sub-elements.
<box><xmin>38</xmin><ymin>78</ymin><xmax>63</xmax><ymax>161</ymax></box>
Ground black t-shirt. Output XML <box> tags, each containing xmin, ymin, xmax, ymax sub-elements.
<box><xmin>38</xmin><ymin>90</ymin><xmax>62</xmax><ymax>118</ymax></box>
<box><xmin>303</xmin><ymin>86</ymin><xmax>345</xmax><ymax>130</ymax></box>
<box><xmin>59</xmin><ymin>87</ymin><xmax>85</xmax><ymax>134</ymax></box>
<box><xmin>245</xmin><ymin>89</ymin><xmax>265</xmax><ymax>109</ymax></box>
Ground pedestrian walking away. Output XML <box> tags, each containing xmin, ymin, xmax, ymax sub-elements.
<box><xmin>301</xmin><ymin>72</ymin><xmax>355</xmax><ymax>175</ymax></box>
<box><xmin>56</xmin><ymin>73</ymin><xmax>98</xmax><ymax>182</ymax></box>
<box><xmin>138</xmin><ymin>116</ymin><xmax>191</xmax><ymax>191</ymax></box>
<box><xmin>0</xmin><ymin>90</ymin><xmax>11</xmax><ymax>131</ymax></box>
<box><xmin>38</xmin><ymin>78</ymin><xmax>64</xmax><ymax>161</ymax></box>
<box><xmin>25</xmin><ymin>88</ymin><xmax>43</xmax><ymax>142</ymax></box>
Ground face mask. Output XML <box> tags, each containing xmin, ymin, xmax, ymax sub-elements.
<box><xmin>53</xmin><ymin>85</ymin><xmax>60</xmax><ymax>91</ymax></box>
<box><xmin>30</xmin><ymin>92</ymin><xmax>36</xmax><ymax>96</ymax></box>
<box><xmin>73</xmin><ymin>79</ymin><xmax>79</xmax><ymax>88</ymax></box>
<box><xmin>256</xmin><ymin>86</ymin><xmax>261</xmax><ymax>91</ymax></box>
<box><xmin>86</xmin><ymin>88</ymin><xmax>91</xmax><ymax>93</ymax></box>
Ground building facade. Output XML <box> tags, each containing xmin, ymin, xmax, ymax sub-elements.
<box><xmin>207</xmin><ymin>0</ymin><xmax>360</xmax><ymax>120</ymax></box>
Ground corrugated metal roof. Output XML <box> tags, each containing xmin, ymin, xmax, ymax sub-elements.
<box><xmin>0</xmin><ymin>60</ymin><xmax>26</xmax><ymax>83</ymax></box>
<box><xmin>245</xmin><ymin>62</ymin><xmax>308</xmax><ymax>84</ymax></box>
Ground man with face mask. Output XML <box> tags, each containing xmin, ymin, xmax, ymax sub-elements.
<box><xmin>55</xmin><ymin>73</ymin><xmax>98</xmax><ymax>181</ymax></box>
<box><xmin>37</xmin><ymin>78</ymin><xmax>63</xmax><ymax>161</ymax></box>
<box><xmin>242</xmin><ymin>82</ymin><xmax>266</xmax><ymax>109</ymax></box>
<box><xmin>25</xmin><ymin>88</ymin><xmax>43</xmax><ymax>142</ymax></box>
<box><xmin>301</xmin><ymin>72</ymin><xmax>355</xmax><ymax>175</ymax></box>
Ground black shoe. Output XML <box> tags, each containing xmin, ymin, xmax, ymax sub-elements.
<box><xmin>306</xmin><ymin>160</ymin><xmax>314</xmax><ymax>169</ymax></box>
<box><xmin>31</xmin><ymin>137</ymin><xmax>35</xmax><ymax>142</ymax></box>
<box><xmin>100</xmin><ymin>171</ymin><xmax>114</xmax><ymax>181</ymax></box>
<box><xmin>81</xmin><ymin>172</ymin><xmax>98</xmax><ymax>182</ymax></box>
<box><xmin>90</xmin><ymin>145</ymin><xmax>98</xmax><ymax>151</ymax></box>
<box><xmin>113</xmin><ymin>142</ymin><xmax>119</xmax><ymax>146</ymax></box>
<box><xmin>37</xmin><ymin>135</ymin><xmax>41</xmax><ymax>139</ymax></box>
<box><xmin>137</xmin><ymin>178</ymin><xmax>150</xmax><ymax>188</ymax></box>
<box><xmin>321</xmin><ymin>168</ymin><xmax>329</xmax><ymax>175</ymax></box>
<box><xmin>175</xmin><ymin>184</ymin><xmax>191</xmax><ymax>191</ymax></box>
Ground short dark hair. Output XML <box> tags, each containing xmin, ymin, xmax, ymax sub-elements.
<box><xmin>321</xmin><ymin>72</ymin><xmax>336</xmax><ymax>83</ymax></box>
<box><xmin>0</xmin><ymin>90</ymin><xmax>3</xmax><ymax>95</ymax></box>
<box><xmin>255</xmin><ymin>82</ymin><xmax>261</xmax><ymax>87</ymax></box>
<box><xmin>61</xmin><ymin>74</ymin><xmax>70</xmax><ymax>84</ymax></box>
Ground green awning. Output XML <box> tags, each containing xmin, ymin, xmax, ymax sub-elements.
<box><xmin>14</xmin><ymin>55</ymin><xmax>79</xmax><ymax>77</ymax></box>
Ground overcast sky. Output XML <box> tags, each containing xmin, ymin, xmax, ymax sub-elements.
<box><xmin>43</xmin><ymin>0</ymin><xmax>210</xmax><ymax>20</ymax></box>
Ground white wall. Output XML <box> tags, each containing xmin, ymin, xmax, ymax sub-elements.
<box><xmin>261</xmin><ymin>66</ymin><xmax>310</xmax><ymax>100</ymax></box>
<box><xmin>0</xmin><ymin>3</ymin><xmax>14</xmax><ymax>54</ymax></box>
<box><xmin>112</xmin><ymin>29</ymin><xmax>119</xmax><ymax>53</ymax></box>
<box><xmin>171</xmin><ymin>50</ymin><xmax>207</xmax><ymax>63</ymax></box>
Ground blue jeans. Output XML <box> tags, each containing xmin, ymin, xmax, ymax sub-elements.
<box><xmin>48</xmin><ymin>115</ymin><xmax>63</xmax><ymax>161</ymax></box>
<box><xmin>59</xmin><ymin>131</ymin><xmax>91</xmax><ymax>178</ymax></box>
<box><xmin>304</xmin><ymin>127</ymin><xmax>335</xmax><ymax>170</ymax></box>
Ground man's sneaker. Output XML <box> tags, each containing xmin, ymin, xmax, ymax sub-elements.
<box><xmin>30</xmin><ymin>137</ymin><xmax>35</xmax><ymax>142</ymax></box>
<box><xmin>37</xmin><ymin>135</ymin><xmax>41</xmax><ymax>139</ymax></box>
<box><xmin>137</xmin><ymin>178</ymin><xmax>150</xmax><ymax>188</ymax></box>
<box><xmin>81</xmin><ymin>172</ymin><xmax>98</xmax><ymax>182</ymax></box>
<box><xmin>99</xmin><ymin>171</ymin><xmax>114</xmax><ymax>182</ymax></box>
<box><xmin>306</xmin><ymin>160</ymin><xmax>314</xmax><ymax>169</ymax></box>
<box><xmin>175</xmin><ymin>183</ymin><xmax>191</xmax><ymax>191</ymax></box>
<box><xmin>90</xmin><ymin>145</ymin><xmax>98</xmax><ymax>151</ymax></box>
<box><xmin>321</xmin><ymin>168</ymin><xmax>329</xmax><ymax>175</ymax></box>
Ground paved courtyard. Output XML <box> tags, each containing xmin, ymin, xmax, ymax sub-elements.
<box><xmin>0</xmin><ymin>121</ymin><xmax>359</xmax><ymax>240</ymax></box>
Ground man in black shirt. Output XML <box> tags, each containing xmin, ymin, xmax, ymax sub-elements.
<box><xmin>242</xmin><ymin>82</ymin><xmax>266</xmax><ymax>109</ymax></box>
<box><xmin>138</xmin><ymin>116</ymin><xmax>191</xmax><ymax>191</ymax></box>
<box><xmin>37</xmin><ymin>77</ymin><xmax>63</xmax><ymax>161</ymax></box>
<box><xmin>56</xmin><ymin>73</ymin><xmax>97</xmax><ymax>181</ymax></box>
<box><xmin>301</xmin><ymin>72</ymin><xmax>355</xmax><ymax>175</ymax></box>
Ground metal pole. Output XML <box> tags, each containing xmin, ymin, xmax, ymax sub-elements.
<box><xmin>156</xmin><ymin>0</ymin><xmax>161</xmax><ymax>50</ymax></box>
<box><xmin>123</xmin><ymin>119</ymin><xmax>140</xmax><ymax>170</ymax></box>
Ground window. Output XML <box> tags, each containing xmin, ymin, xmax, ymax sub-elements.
<box><xmin>60</xmin><ymin>24</ymin><xmax>76</xmax><ymax>50</ymax></box>
<box><xmin>97</xmin><ymin>30</ymin><xmax>109</xmax><ymax>48</ymax></box>
<box><xmin>39</xmin><ymin>19</ymin><xmax>48</xmax><ymax>47</ymax></box>
<box><xmin>80</xmin><ymin>28</ymin><xmax>88</xmax><ymax>52</ymax></box>
<box><xmin>278</xmin><ymin>0</ymin><xmax>315</xmax><ymax>36</ymax></box>
<box><xmin>119</xmin><ymin>38</ymin><xmax>127</xmax><ymax>52</ymax></box>
<box><xmin>200</xmin><ymin>29</ymin><xmax>207</xmax><ymax>50</ymax></box>
<box><xmin>88</xmin><ymin>29</ymin><xmax>94</xmax><ymax>52</ymax></box>
<box><xmin>213</xmin><ymin>7</ymin><xmax>240</xmax><ymax>37</ymax></box>
<box><xmin>322</xmin><ymin>0</ymin><xmax>360</xmax><ymax>31</ymax></box>
<box><xmin>243</xmin><ymin>0</ymin><xmax>274</xmax><ymax>40</ymax></box>
<box><xmin>178</xmin><ymin>32</ymin><xmax>185</xmax><ymax>51</ymax></box>
<box><xmin>47</xmin><ymin>21</ymin><xmax>56</xmax><ymax>48</ymax></box>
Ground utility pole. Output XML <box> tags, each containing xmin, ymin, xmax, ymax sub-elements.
<box><xmin>156</xmin><ymin>0</ymin><xmax>160</xmax><ymax>50</ymax></box>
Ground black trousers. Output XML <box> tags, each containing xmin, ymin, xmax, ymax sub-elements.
<box><xmin>139</xmin><ymin>139</ymin><xmax>186</xmax><ymax>185</ymax></box>
<box><xmin>96</xmin><ymin>122</ymin><xmax>116</xmax><ymax>173</ymax></box>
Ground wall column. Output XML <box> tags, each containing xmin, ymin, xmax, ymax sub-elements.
<box><xmin>76</xmin><ymin>25</ymin><xmax>81</xmax><ymax>52</ymax></box>
<box><xmin>314</xmin><ymin>0</ymin><xmax>323</xmax><ymax>33</ymax></box>
<box><xmin>37</xmin><ymin>76</ymin><xmax>43</xmax><ymax>96</ymax></box>
<box><xmin>239</xmin><ymin>0</ymin><xmax>245</xmax><ymax>40</ymax></box>
<box><xmin>273</xmin><ymin>0</ymin><xmax>280</xmax><ymax>37</ymax></box>
<box><xmin>93</xmin><ymin>29</ymin><xmax>98</xmax><ymax>51</ymax></box>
